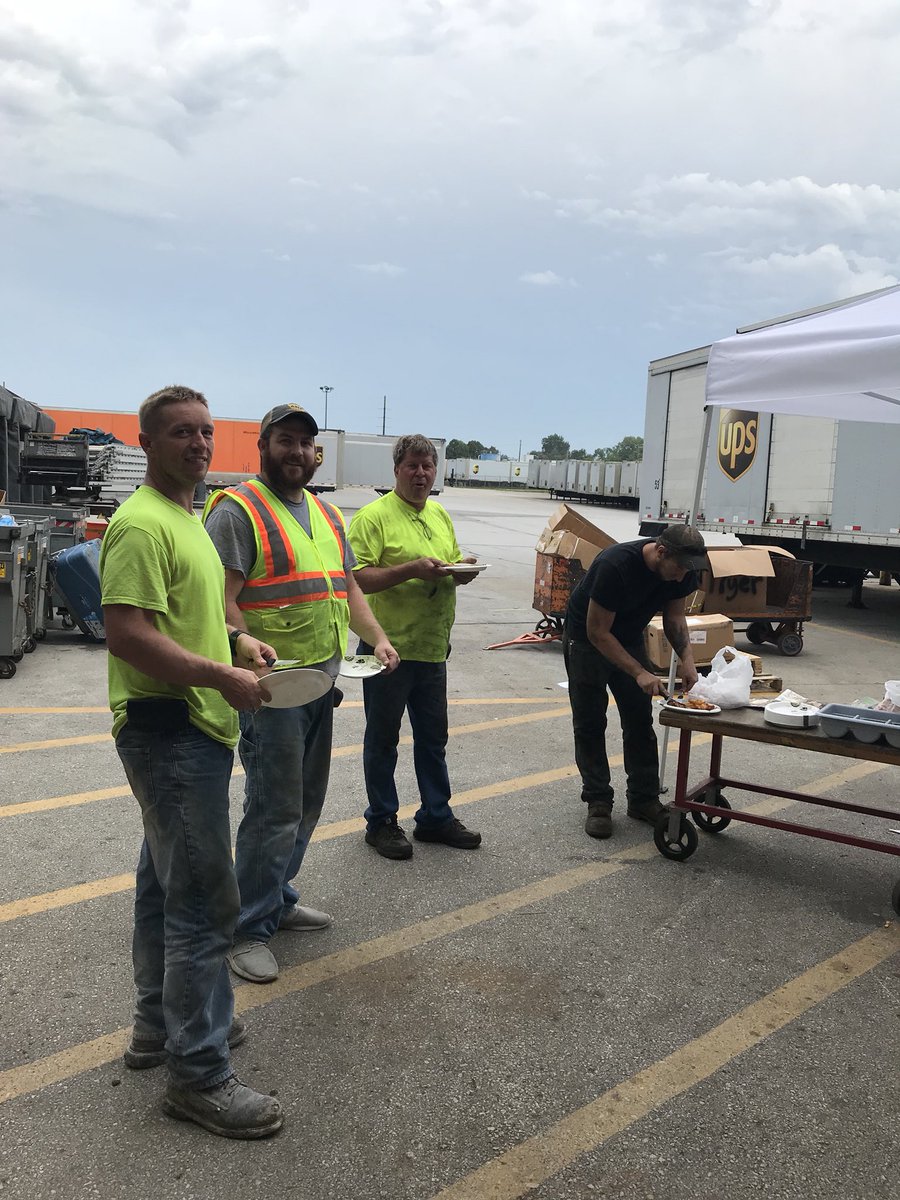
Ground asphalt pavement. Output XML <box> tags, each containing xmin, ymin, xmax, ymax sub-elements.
<box><xmin>1</xmin><ymin>486</ymin><xmax>898</xmax><ymax>1200</ymax></box>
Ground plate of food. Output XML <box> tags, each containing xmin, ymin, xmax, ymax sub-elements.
<box><xmin>339</xmin><ymin>654</ymin><xmax>385</xmax><ymax>679</ymax></box>
<box><xmin>442</xmin><ymin>562</ymin><xmax>490</xmax><ymax>574</ymax></box>
<box><xmin>260</xmin><ymin>668</ymin><xmax>333</xmax><ymax>709</ymax></box>
<box><xmin>661</xmin><ymin>694</ymin><xmax>721</xmax><ymax>715</ymax></box>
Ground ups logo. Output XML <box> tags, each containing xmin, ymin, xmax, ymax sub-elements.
<box><xmin>717</xmin><ymin>409</ymin><xmax>758</xmax><ymax>482</ymax></box>
<box><xmin>315</xmin><ymin>443</ymin><xmax>324</xmax><ymax>466</ymax></box>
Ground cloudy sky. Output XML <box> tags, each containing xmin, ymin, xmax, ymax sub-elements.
<box><xmin>2</xmin><ymin>0</ymin><xmax>898</xmax><ymax>456</ymax></box>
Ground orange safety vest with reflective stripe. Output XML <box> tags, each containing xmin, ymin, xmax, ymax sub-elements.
<box><xmin>204</xmin><ymin>479</ymin><xmax>350</xmax><ymax>664</ymax></box>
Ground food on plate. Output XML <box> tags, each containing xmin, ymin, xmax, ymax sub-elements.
<box><xmin>665</xmin><ymin>694</ymin><xmax>718</xmax><ymax>711</ymax></box>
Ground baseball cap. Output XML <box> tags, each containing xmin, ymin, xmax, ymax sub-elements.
<box><xmin>259</xmin><ymin>404</ymin><xmax>319</xmax><ymax>436</ymax></box>
<box><xmin>656</xmin><ymin>524</ymin><xmax>708</xmax><ymax>571</ymax></box>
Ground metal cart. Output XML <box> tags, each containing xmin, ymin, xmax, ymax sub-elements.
<box><xmin>485</xmin><ymin>552</ymin><xmax>585</xmax><ymax>649</ymax></box>
<box><xmin>725</xmin><ymin>556</ymin><xmax>814</xmax><ymax>656</ymax></box>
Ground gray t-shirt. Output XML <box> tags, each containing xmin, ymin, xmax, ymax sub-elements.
<box><xmin>205</xmin><ymin>483</ymin><xmax>356</xmax><ymax>679</ymax></box>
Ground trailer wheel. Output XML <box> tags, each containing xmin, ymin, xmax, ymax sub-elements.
<box><xmin>653</xmin><ymin>812</ymin><xmax>698</xmax><ymax>861</ymax></box>
<box><xmin>745</xmin><ymin>622</ymin><xmax>768</xmax><ymax>645</ymax></box>
<box><xmin>0</xmin><ymin>659</ymin><xmax>16</xmax><ymax>680</ymax></box>
<box><xmin>692</xmin><ymin>792</ymin><xmax>732</xmax><ymax>834</ymax></box>
<box><xmin>777</xmin><ymin>631</ymin><xmax>803</xmax><ymax>656</ymax></box>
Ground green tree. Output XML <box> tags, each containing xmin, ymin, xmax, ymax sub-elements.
<box><xmin>446</xmin><ymin>438</ymin><xmax>468</xmax><ymax>458</ymax></box>
<box><xmin>531</xmin><ymin>433</ymin><xmax>570</xmax><ymax>460</ymax></box>
<box><xmin>445</xmin><ymin>439</ymin><xmax>500</xmax><ymax>458</ymax></box>
<box><xmin>592</xmin><ymin>435</ymin><xmax>644</xmax><ymax>462</ymax></box>
<box><xmin>569</xmin><ymin>447</ymin><xmax>589</xmax><ymax>459</ymax></box>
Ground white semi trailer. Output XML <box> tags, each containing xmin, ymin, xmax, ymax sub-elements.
<box><xmin>639</xmin><ymin>299</ymin><xmax>900</xmax><ymax>584</ymax></box>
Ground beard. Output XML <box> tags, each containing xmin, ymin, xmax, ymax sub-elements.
<box><xmin>260</xmin><ymin>450</ymin><xmax>316</xmax><ymax>494</ymax></box>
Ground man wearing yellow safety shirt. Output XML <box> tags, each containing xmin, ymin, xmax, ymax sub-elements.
<box><xmin>348</xmin><ymin>434</ymin><xmax>482</xmax><ymax>861</ymax></box>
<box><xmin>204</xmin><ymin>405</ymin><xmax>398</xmax><ymax>984</ymax></box>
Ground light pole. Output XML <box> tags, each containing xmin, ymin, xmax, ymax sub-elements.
<box><xmin>319</xmin><ymin>385</ymin><xmax>333</xmax><ymax>429</ymax></box>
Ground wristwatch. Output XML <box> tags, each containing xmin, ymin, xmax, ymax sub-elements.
<box><xmin>228</xmin><ymin>628</ymin><xmax>242</xmax><ymax>658</ymax></box>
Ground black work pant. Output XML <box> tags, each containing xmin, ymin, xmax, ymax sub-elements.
<box><xmin>562</xmin><ymin>632</ymin><xmax>659</xmax><ymax>809</ymax></box>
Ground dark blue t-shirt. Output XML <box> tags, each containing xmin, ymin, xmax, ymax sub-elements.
<box><xmin>565</xmin><ymin>539</ymin><xmax>697</xmax><ymax>648</ymax></box>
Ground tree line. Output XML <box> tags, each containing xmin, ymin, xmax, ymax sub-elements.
<box><xmin>445</xmin><ymin>434</ymin><xmax>643</xmax><ymax>462</ymax></box>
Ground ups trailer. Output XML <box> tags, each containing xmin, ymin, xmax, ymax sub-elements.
<box><xmin>640</xmin><ymin>318</ymin><xmax>900</xmax><ymax>588</ymax></box>
<box><xmin>528</xmin><ymin>458</ymin><xmax>641</xmax><ymax>508</ymax></box>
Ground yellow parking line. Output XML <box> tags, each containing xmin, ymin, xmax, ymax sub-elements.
<box><xmin>814</xmin><ymin>622</ymin><xmax>899</xmax><ymax>649</ymax></box>
<box><xmin>0</xmin><ymin>708</ymin><xmax>570</xmax><ymax>816</ymax></box>
<box><xmin>0</xmin><ymin>697</ymin><xmax>568</xmax><ymax>718</ymax></box>
<box><xmin>0</xmin><ymin>733</ymin><xmax>112</xmax><ymax>754</ymax></box>
<box><xmin>430</xmin><ymin>922</ymin><xmax>900</xmax><ymax>1200</ymax></box>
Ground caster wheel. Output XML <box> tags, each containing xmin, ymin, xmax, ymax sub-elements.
<box><xmin>777</xmin><ymin>632</ymin><xmax>803</xmax><ymax>657</ymax></box>
<box><xmin>892</xmin><ymin>879</ymin><xmax>900</xmax><ymax>918</ymax></box>
<box><xmin>34</xmin><ymin>627</ymin><xmax>46</xmax><ymax>641</ymax></box>
<box><xmin>692</xmin><ymin>792</ymin><xmax>732</xmax><ymax>834</ymax></box>
<box><xmin>23</xmin><ymin>637</ymin><xmax>37</xmax><ymax>654</ymax></box>
<box><xmin>745</xmin><ymin>622</ymin><xmax>768</xmax><ymax>645</ymax></box>
<box><xmin>654</xmin><ymin>811</ymin><xmax>699</xmax><ymax>861</ymax></box>
<box><xmin>61</xmin><ymin>614</ymin><xmax>76</xmax><ymax>630</ymax></box>
<box><xmin>11</xmin><ymin>649</ymin><xmax>24</xmax><ymax>663</ymax></box>
<box><xmin>0</xmin><ymin>659</ymin><xmax>16</xmax><ymax>679</ymax></box>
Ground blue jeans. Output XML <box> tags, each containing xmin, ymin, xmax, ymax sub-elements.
<box><xmin>115</xmin><ymin>724</ymin><xmax>238</xmax><ymax>1090</ymax></box>
<box><xmin>234</xmin><ymin>690</ymin><xmax>334</xmax><ymax>943</ymax></box>
<box><xmin>360</xmin><ymin>651</ymin><xmax>454</xmax><ymax>831</ymax></box>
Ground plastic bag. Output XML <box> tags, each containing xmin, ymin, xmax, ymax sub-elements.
<box><xmin>875</xmin><ymin>680</ymin><xmax>900</xmax><ymax>713</ymax></box>
<box><xmin>688</xmin><ymin>647</ymin><xmax>753</xmax><ymax>709</ymax></box>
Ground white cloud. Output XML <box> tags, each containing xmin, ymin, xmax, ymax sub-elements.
<box><xmin>723</xmin><ymin>244</ymin><xmax>899</xmax><ymax>296</ymax></box>
<box><xmin>355</xmin><ymin>261</ymin><xmax>406</xmax><ymax>276</ymax></box>
<box><xmin>289</xmin><ymin>176</ymin><xmax>320</xmax><ymax>188</ymax></box>
<box><xmin>519</xmin><ymin>270</ymin><xmax>577</xmax><ymax>287</ymax></box>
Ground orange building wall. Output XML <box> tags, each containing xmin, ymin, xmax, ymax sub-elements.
<box><xmin>44</xmin><ymin>409</ymin><xmax>262</xmax><ymax>474</ymax></box>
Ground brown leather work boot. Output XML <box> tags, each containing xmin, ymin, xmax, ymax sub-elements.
<box><xmin>584</xmin><ymin>801</ymin><xmax>613</xmax><ymax>839</ymax></box>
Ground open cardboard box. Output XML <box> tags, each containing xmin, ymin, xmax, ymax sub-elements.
<box><xmin>644</xmin><ymin>613</ymin><xmax>734</xmax><ymax>669</ymax></box>
<box><xmin>535</xmin><ymin>504</ymin><xmax>616</xmax><ymax>570</ymax></box>
<box><xmin>692</xmin><ymin>545</ymin><xmax>794</xmax><ymax>616</ymax></box>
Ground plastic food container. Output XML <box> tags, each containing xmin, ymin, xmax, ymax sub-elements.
<box><xmin>818</xmin><ymin>704</ymin><xmax>900</xmax><ymax>749</ymax></box>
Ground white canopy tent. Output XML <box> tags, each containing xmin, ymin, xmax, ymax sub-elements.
<box><xmin>660</xmin><ymin>284</ymin><xmax>900</xmax><ymax>787</ymax></box>
<box><xmin>704</xmin><ymin>282</ymin><xmax>900</xmax><ymax>423</ymax></box>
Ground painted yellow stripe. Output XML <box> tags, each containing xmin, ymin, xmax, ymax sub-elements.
<box><xmin>430</xmin><ymin>922</ymin><xmax>900</xmax><ymax>1200</ymax></box>
<box><xmin>0</xmin><ymin>708</ymin><xmax>570</xmax><ymax>816</ymax></box>
<box><xmin>0</xmin><ymin>733</ymin><xmax>111</xmax><ymax>755</ymax></box>
<box><xmin>0</xmin><ymin>707</ymin><xmax>110</xmax><ymax>715</ymax></box>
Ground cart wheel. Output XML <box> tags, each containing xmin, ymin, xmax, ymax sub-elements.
<box><xmin>0</xmin><ymin>659</ymin><xmax>16</xmax><ymax>680</ymax></box>
<box><xmin>34</xmin><ymin>627</ymin><xmax>46</xmax><ymax>641</ymax></box>
<box><xmin>692</xmin><ymin>792</ymin><xmax>732</xmax><ymax>833</ymax></box>
<box><xmin>61</xmin><ymin>614</ymin><xmax>76</xmax><ymax>630</ymax></box>
<box><xmin>892</xmin><ymin>879</ymin><xmax>900</xmax><ymax>918</ymax></box>
<box><xmin>777</xmin><ymin>631</ymin><xmax>803</xmax><ymax>657</ymax></box>
<box><xmin>534</xmin><ymin>617</ymin><xmax>559</xmax><ymax>637</ymax></box>
<box><xmin>23</xmin><ymin>637</ymin><xmax>37</xmax><ymax>654</ymax></box>
<box><xmin>653</xmin><ymin>811</ymin><xmax>699</xmax><ymax>861</ymax></box>
<box><xmin>745</xmin><ymin>622</ymin><xmax>768</xmax><ymax>645</ymax></box>
<box><xmin>11</xmin><ymin>649</ymin><xmax>24</xmax><ymax>663</ymax></box>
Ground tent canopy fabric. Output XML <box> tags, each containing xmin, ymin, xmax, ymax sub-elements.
<box><xmin>705</xmin><ymin>284</ymin><xmax>900</xmax><ymax>424</ymax></box>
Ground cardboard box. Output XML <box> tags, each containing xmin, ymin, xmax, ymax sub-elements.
<box><xmin>695</xmin><ymin>546</ymin><xmax>793</xmax><ymax>616</ymax></box>
<box><xmin>535</xmin><ymin>504</ymin><xmax>616</xmax><ymax>570</ymax></box>
<box><xmin>643</xmin><ymin>613</ymin><xmax>734</xmax><ymax>669</ymax></box>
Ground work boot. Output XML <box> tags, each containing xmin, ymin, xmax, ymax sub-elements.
<box><xmin>162</xmin><ymin>1075</ymin><xmax>283</xmax><ymax>1140</ymax></box>
<box><xmin>365</xmin><ymin>819</ymin><xmax>413</xmax><ymax>860</ymax></box>
<box><xmin>125</xmin><ymin>1018</ymin><xmax>248</xmax><ymax>1071</ymax></box>
<box><xmin>627</xmin><ymin>797</ymin><xmax>667</xmax><ymax>824</ymax></box>
<box><xmin>584</xmin><ymin>801</ymin><xmax>613</xmax><ymax>839</ymax></box>
<box><xmin>413</xmin><ymin>817</ymin><xmax>482</xmax><ymax>849</ymax></box>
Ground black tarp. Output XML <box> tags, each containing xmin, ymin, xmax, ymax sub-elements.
<box><xmin>0</xmin><ymin>385</ymin><xmax>56</xmax><ymax>503</ymax></box>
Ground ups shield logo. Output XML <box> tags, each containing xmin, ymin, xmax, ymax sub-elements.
<box><xmin>717</xmin><ymin>409</ymin><xmax>758</xmax><ymax>482</ymax></box>
<box><xmin>315</xmin><ymin>443</ymin><xmax>324</xmax><ymax>466</ymax></box>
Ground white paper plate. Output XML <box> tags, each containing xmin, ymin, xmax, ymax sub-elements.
<box><xmin>260</xmin><ymin>668</ymin><xmax>333</xmax><ymax>708</ymax></box>
<box><xmin>339</xmin><ymin>654</ymin><xmax>385</xmax><ymax>679</ymax></box>
<box><xmin>442</xmin><ymin>562</ymin><xmax>490</xmax><ymax>574</ymax></box>
<box><xmin>661</xmin><ymin>699</ymin><xmax>722</xmax><ymax>715</ymax></box>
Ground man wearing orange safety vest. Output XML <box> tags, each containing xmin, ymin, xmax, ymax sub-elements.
<box><xmin>204</xmin><ymin>404</ymin><xmax>399</xmax><ymax>984</ymax></box>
